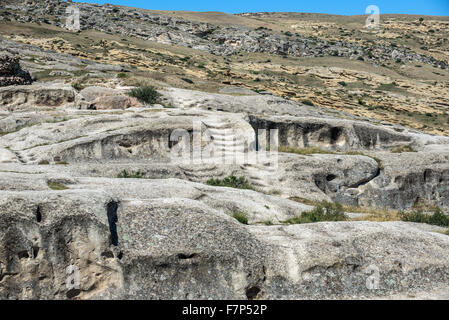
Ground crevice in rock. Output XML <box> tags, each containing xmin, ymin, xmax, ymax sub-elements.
<box><xmin>36</xmin><ymin>205</ymin><xmax>42</xmax><ymax>223</ymax></box>
<box><xmin>177</xmin><ymin>253</ymin><xmax>197</xmax><ymax>260</ymax></box>
<box><xmin>106</xmin><ymin>201</ymin><xmax>119</xmax><ymax>246</ymax></box>
<box><xmin>18</xmin><ymin>250</ymin><xmax>29</xmax><ymax>259</ymax></box>
<box><xmin>32</xmin><ymin>247</ymin><xmax>39</xmax><ymax>259</ymax></box>
<box><xmin>101</xmin><ymin>250</ymin><xmax>114</xmax><ymax>258</ymax></box>
<box><xmin>245</xmin><ymin>286</ymin><xmax>261</xmax><ymax>300</ymax></box>
<box><xmin>348</xmin><ymin>167</ymin><xmax>381</xmax><ymax>189</ymax></box>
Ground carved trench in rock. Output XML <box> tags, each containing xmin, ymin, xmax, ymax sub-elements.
<box><xmin>106</xmin><ymin>201</ymin><xmax>119</xmax><ymax>246</ymax></box>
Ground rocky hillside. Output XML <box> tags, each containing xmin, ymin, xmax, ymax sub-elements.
<box><xmin>0</xmin><ymin>0</ymin><xmax>449</xmax><ymax>300</ymax></box>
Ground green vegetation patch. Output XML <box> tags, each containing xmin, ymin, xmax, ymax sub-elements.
<box><xmin>278</xmin><ymin>146</ymin><xmax>334</xmax><ymax>156</ymax></box>
<box><xmin>47</xmin><ymin>182</ymin><xmax>69</xmax><ymax>190</ymax></box>
<box><xmin>284</xmin><ymin>201</ymin><xmax>346</xmax><ymax>224</ymax></box>
<box><xmin>206</xmin><ymin>176</ymin><xmax>255</xmax><ymax>190</ymax></box>
<box><xmin>117</xmin><ymin>169</ymin><xmax>145</xmax><ymax>179</ymax></box>
<box><xmin>232</xmin><ymin>211</ymin><xmax>249</xmax><ymax>225</ymax></box>
<box><xmin>400</xmin><ymin>208</ymin><xmax>449</xmax><ymax>227</ymax></box>
<box><xmin>127</xmin><ymin>86</ymin><xmax>161</xmax><ymax>104</ymax></box>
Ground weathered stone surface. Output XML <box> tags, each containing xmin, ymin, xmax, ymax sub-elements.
<box><xmin>1</xmin><ymin>173</ymin><xmax>448</xmax><ymax>299</ymax></box>
<box><xmin>3</xmin><ymin>1</ymin><xmax>447</xmax><ymax>69</ymax></box>
<box><xmin>250</xmin><ymin>221</ymin><xmax>449</xmax><ymax>299</ymax></box>
<box><xmin>0</xmin><ymin>82</ymin><xmax>75</xmax><ymax>110</ymax></box>
<box><xmin>76</xmin><ymin>86</ymin><xmax>142</xmax><ymax>110</ymax></box>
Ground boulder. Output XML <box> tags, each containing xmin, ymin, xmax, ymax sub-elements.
<box><xmin>0</xmin><ymin>82</ymin><xmax>75</xmax><ymax>110</ymax></box>
<box><xmin>76</xmin><ymin>86</ymin><xmax>142</xmax><ymax>110</ymax></box>
<box><xmin>0</xmin><ymin>55</ymin><xmax>33</xmax><ymax>87</ymax></box>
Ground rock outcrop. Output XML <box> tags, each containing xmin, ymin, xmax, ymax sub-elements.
<box><xmin>2</xmin><ymin>1</ymin><xmax>448</xmax><ymax>69</ymax></box>
<box><xmin>0</xmin><ymin>55</ymin><xmax>32</xmax><ymax>87</ymax></box>
<box><xmin>1</xmin><ymin>173</ymin><xmax>448</xmax><ymax>299</ymax></box>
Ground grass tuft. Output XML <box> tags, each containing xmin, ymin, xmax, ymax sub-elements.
<box><xmin>278</xmin><ymin>146</ymin><xmax>334</xmax><ymax>156</ymax></box>
<box><xmin>400</xmin><ymin>208</ymin><xmax>449</xmax><ymax>227</ymax></box>
<box><xmin>48</xmin><ymin>182</ymin><xmax>69</xmax><ymax>190</ymax></box>
<box><xmin>284</xmin><ymin>201</ymin><xmax>346</xmax><ymax>224</ymax></box>
<box><xmin>232</xmin><ymin>211</ymin><xmax>249</xmax><ymax>224</ymax></box>
<box><xmin>117</xmin><ymin>169</ymin><xmax>145</xmax><ymax>179</ymax></box>
<box><xmin>206</xmin><ymin>176</ymin><xmax>255</xmax><ymax>190</ymax></box>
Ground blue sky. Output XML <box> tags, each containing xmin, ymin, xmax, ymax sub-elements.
<box><xmin>73</xmin><ymin>0</ymin><xmax>449</xmax><ymax>16</ymax></box>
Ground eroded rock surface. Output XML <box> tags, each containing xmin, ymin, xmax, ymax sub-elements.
<box><xmin>0</xmin><ymin>172</ymin><xmax>448</xmax><ymax>299</ymax></box>
<box><xmin>0</xmin><ymin>23</ymin><xmax>448</xmax><ymax>299</ymax></box>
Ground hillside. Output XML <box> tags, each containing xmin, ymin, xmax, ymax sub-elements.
<box><xmin>1</xmin><ymin>1</ymin><xmax>448</xmax><ymax>134</ymax></box>
<box><xmin>0</xmin><ymin>0</ymin><xmax>449</xmax><ymax>300</ymax></box>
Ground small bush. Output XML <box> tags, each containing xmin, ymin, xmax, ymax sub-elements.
<box><xmin>301</xmin><ymin>99</ymin><xmax>314</xmax><ymax>106</ymax></box>
<box><xmin>71</xmin><ymin>81</ymin><xmax>84</xmax><ymax>91</ymax></box>
<box><xmin>117</xmin><ymin>169</ymin><xmax>145</xmax><ymax>179</ymax></box>
<box><xmin>206</xmin><ymin>176</ymin><xmax>254</xmax><ymax>190</ymax></box>
<box><xmin>400</xmin><ymin>208</ymin><xmax>449</xmax><ymax>227</ymax></box>
<box><xmin>232</xmin><ymin>211</ymin><xmax>249</xmax><ymax>224</ymax></box>
<box><xmin>48</xmin><ymin>182</ymin><xmax>69</xmax><ymax>190</ymax></box>
<box><xmin>128</xmin><ymin>86</ymin><xmax>161</xmax><ymax>104</ymax></box>
<box><xmin>284</xmin><ymin>201</ymin><xmax>346</xmax><ymax>224</ymax></box>
<box><xmin>181</xmin><ymin>78</ymin><xmax>194</xmax><ymax>84</ymax></box>
<box><xmin>117</xmin><ymin>72</ymin><xmax>128</xmax><ymax>79</ymax></box>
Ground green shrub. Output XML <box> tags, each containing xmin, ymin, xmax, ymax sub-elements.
<box><xmin>400</xmin><ymin>208</ymin><xmax>449</xmax><ymax>227</ymax></box>
<box><xmin>117</xmin><ymin>72</ymin><xmax>128</xmax><ymax>79</ymax></box>
<box><xmin>71</xmin><ymin>81</ymin><xmax>84</xmax><ymax>91</ymax></box>
<box><xmin>181</xmin><ymin>78</ymin><xmax>194</xmax><ymax>84</ymax></box>
<box><xmin>284</xmin><ymin>201</ymin><xmax>346</xmax><ymax>224</ymax></box>
<box><xmin>301</xmin><ymin>99</ymin><xmax>314</xmax><ymax>106</ymax></box>
<box><xmin>48</xmin><ymin>182</ymin><xmax>69</xmax><ymax>190</ymax></box>
<box><xmin>117</xmin><ymin>169</ymin><xmax>145</xmax><ymax>179</ymax></box>
<box><xmin>232</xmin><ymin>211</ymin><xmax>249</xmax><ymax>224</ymax></box>
<box><xmin>128</xmin><ymin>86</ymin><xmax>161</xmax><ymax>104</ymax></box>
<box><xmin>206</xmin><ymin>176</ymin><xmax>254</xmax><ymax>190</ymax></box>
